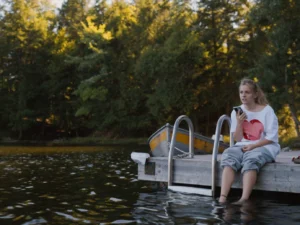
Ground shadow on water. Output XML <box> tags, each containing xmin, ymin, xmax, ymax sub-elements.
<box><xmin>0</xmin><ymin>146</ymin><xmax>300</xmax><ymax>225</ymax></box>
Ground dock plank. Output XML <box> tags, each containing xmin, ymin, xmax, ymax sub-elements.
<box><xmin>137</xmin><ymin>150</ymin><xmax>300</xmax><ymax>194</ymax></box>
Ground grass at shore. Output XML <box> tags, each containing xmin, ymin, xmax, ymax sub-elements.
<box><xmin>54</xmin><ymin>136</ymin><xmax>148</xmax><ymax>145</ymax></box>
<box><xmin>0</xmin><ymin>136</ymin><xmax>148</xmax><ymax>146</ymax></box>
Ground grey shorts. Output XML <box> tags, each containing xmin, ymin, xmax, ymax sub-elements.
<box><xmin>220</xmin><ymin>145</ymin><xmax>274</xmax><ymax>174</ymax></box>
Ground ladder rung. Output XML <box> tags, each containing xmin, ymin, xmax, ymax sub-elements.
<box><xmin>168</xmin><ymin>185</ymin><xmax>212</xmax><ymax>196</ymax></box>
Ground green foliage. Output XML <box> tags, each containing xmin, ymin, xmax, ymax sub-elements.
<box><xmin>249</xmin><ymin>0</ymin><xmax>300</xmax><ymax>137</ymax></box>
<box><xmin>0</xmin><ymin>0</ymin><xmax>57</xmax><ymax>139</ymax></box>
<box><xmin>277</xmin><ymin>105</ymin><xmax>297</xmax><ymax>143</ymax></box>
<box><xmin>74</xmin><ymin>75</ymin><xmax>108</xmax><ymax>117</ymax></box>
<box><xmin>0</xmin><ymin>0</ymin><xmax>299</xmax><ymax>141</ymax></box>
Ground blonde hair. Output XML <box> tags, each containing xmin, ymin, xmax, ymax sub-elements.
<box><xmin>240</xmin><ymin>78</ymin><xmax>268</xmax><ymax>105</ymax></box>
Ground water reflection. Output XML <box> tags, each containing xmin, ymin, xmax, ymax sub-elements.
<box><xmin>0</xmin><ymin>146</ymin><xmax>149</xmax><ymax>225</ymax></box>
<box><xmin>0</xmin><ymin>146</ymin><xmax>300</xmax><ymax>224</ymax></box>
<box><xmin>133</xmin><ymin>191</ymin><xmax>220</xmax><ymax>224</ymax></box>
<box><xmin>211</xmin><ymin>200</ymin><xmax>257</xmax><ymax>224</ymax></box>
<box><xmin>132</xmin><ymin>189</ymin><xmax>300</xmax><ymax>225</ymax></box>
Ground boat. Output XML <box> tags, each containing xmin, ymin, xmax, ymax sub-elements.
<box><xmin>148</xmin><ymin>123</ymin><xmax>229</xmax><ymax>157</ymax></box>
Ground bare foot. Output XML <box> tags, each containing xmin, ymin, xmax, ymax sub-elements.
<box><xmin>219</xmin><ymin>195</ymin><xmax>227</xmax><ymax>203</ymax></box>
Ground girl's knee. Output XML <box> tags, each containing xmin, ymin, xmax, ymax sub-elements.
<box><xmin>241</xmin><ymin>157</ymin><xmax>264</xmax><ymax>174</ymax></box>
<box><xmin>241</xmin><ymin>166</ymin><xmax>259</xmax><ymax>174</ymax></box>
<box><xmin>221</xmin><ymin>147</ymin><xmax>243</xmax><ymax>172</ymax></box>
<box><xmin>221</xmin><ymin>156</ymin><xmax>242</xmax><ymax>172</ymax></box>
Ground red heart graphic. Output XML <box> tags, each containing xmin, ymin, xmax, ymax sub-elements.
<box><xmin>242</xmin><ymin>119</ymin><xmax>264</xmax><ymax>140</ymax></box>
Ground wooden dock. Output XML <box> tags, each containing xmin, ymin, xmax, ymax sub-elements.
<box><xmin>136</xmin><ymin>150</ymin><xmax>300</xmax><ymax>194</ymax></box>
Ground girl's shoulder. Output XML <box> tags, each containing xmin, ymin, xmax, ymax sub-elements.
<box><xmin>259</xmin><ymin>105</ymin><xmax>276</xmax><ymax>117</ymax></box>
<box><xmin>263</xmin><ymin>105</ymin><xmax>274</xmax><ymax>112</ymax></box>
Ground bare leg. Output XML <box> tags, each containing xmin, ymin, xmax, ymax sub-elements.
<box><xmin>234</xmin><ymin>170</ymin><xmax>257</xmax><ymax>204</ymax></box>
<box><xmin>219</xmin><ymin>166</ymin><xmax>235</xmax><ymax>203</ymax></box>
<box><xmin>241</xmin><ymin>170</ymin><xmax>257</xmax><ymax>200</ymax></box>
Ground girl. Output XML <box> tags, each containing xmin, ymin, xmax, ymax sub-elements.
<box><xmin>219</xmin><ymin>78</ymin><xmax>280</xmax><ymax>204</ymax></box>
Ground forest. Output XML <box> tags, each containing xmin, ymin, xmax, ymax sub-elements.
<box><xmin>0</xmin><ymin>0</ymin><xmax>299</xmax><ymax>142</ymax></box>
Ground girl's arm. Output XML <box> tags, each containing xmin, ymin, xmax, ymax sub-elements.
<box><xmin>233</xmin><ymin>110</ymin><xmax>247</xmax><ymax>142</ymax></box>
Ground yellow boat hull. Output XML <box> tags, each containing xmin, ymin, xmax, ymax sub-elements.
<box><xmin>148</xmin><ymin>124</ymin><xmax>228</xmax><ymax>157</ymax></box>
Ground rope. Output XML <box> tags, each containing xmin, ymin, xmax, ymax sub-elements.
<box><xmin>168</xmin><ymin>142</ymin><xmax>191</xmax><ymax>159</ymax></box>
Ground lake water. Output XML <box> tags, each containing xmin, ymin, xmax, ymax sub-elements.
<box><xmin>0</xmin><ymin>146</ymin><xmax>300</xmax><ymax>225</ymax></box>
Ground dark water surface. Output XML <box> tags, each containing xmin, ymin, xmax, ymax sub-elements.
<box><xmin>0</xmin><ymin>146</ymin><xmax>300</xmax><ymax>225</ymax></box>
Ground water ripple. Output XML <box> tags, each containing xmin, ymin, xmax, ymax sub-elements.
<box><xmin>54</xmin><ymin>211</ymin><xmax>80</xmax><ymax>221</ymax></box>
<box><xmin>1</xmin><ymin>146</ymin><xmax>300</xmax><ymax>225</ymax></box>
<box><xmin>21</xmin><ymin>218</ymin><xmax>47</xmax><ymax>225</ymax></box>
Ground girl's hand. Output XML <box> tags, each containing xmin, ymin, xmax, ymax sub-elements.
<box><xmin>236</xmin><ymin>111</ymin><xmax>247</xmax><ymax>124</ymax></box>
<box><xmin>242</xmin><ymin>144</ymin><xmax>255</xmax><ymax>152</ymax></box>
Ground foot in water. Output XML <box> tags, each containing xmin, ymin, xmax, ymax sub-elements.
<box><xmin>218</xmin><ymin>195</ymin><xmax>227</xmax><ymax>204</ymax></box>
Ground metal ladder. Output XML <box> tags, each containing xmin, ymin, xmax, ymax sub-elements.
<box><xmin>167</xmin><ymin>115</ymin><xmax>233</xmax><ymax>196</ymax></box>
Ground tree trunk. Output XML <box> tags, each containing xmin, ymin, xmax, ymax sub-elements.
<box><xmin>288</xmin><ymin>104</ymin><xmax>300</xmax><ymax>137</ymax></box>
<box><xmin>192</xmin><ymin>113</ymin><xmax>200</xmax><ymax>134</ymax></box>
<box><xmin>206</xmin><ymin>111</ymin><xmax>210</xmax><ymax>136</ymax></box>
<box><xmin>41</xmin><ymin>120</ymin><xmax>45</xmax><ymax>140</ymax></box>
<box><xmin>286</xmin><ymin>66</ymin><xmax>300</xmax><ymax>137</ymax></box>
<box><xmin>18</xmin><ymin>128</ymin><xmax>23</xmax><ymax>140</ymax></box>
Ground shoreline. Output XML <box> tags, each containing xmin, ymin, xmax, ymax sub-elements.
<box><xmin>0</xmin><ymin>137</ymin><xmax>148</xmax><ymax>147</ymax></box>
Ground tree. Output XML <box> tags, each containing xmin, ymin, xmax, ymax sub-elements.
<box><xmin>249</xmin><ymin>0</ymin><xmax>300</xmax><ymax>137</ymax></box>
<box><xmin>190</xmin><ymin>0</ymin><xmax>251</xmax><ymax>134</ymax></box>
<box><xmin>1</xmin><ymin>0</ymin><xmax>56</xmax><ymax>139</ymax></box>
<box><xmin>50</xmin><ymin>0</ymin><xmax>93</xmax><ymax>137</ymax></box>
